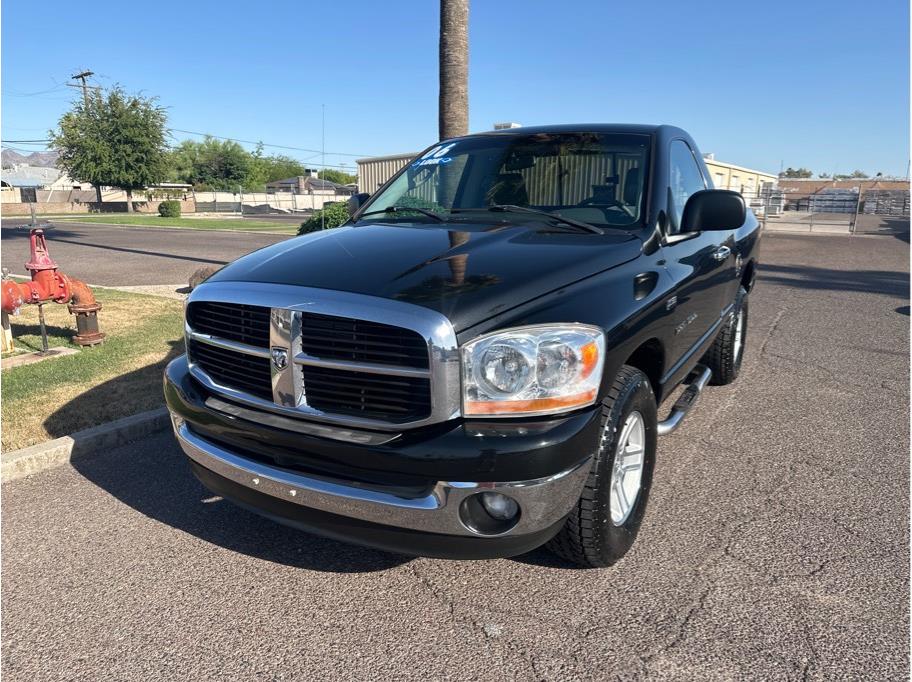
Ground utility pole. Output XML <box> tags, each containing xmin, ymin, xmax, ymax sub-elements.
<box><xmin>321</xmin><ymin>103</ymin><xmax>325</xmax><ymax>230</ymax></box>
<box><xmin>69</xmin><ymin>70</ymin><xmax>95</xmax><ymax>106</ymax></box>
<box><xmin>67</xmin><ymin>70</ymin><xmax>104</xmax><ymax>203</ymax></box>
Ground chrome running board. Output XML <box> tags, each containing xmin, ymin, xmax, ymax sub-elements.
<box><xmin>657</xmin><ymin>364</ymin><xmax>712</xmax><ymax>436</ymax></box>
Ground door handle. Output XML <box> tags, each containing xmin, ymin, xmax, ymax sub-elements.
<box><xmin>712</xmin><ymin>246</ymin><xmax>731</xmax><ymax>261</ymax></box>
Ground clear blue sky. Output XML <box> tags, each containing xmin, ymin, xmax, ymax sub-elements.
<box><xmin>2</xmin><ymin>0</ymin><xmax>909</xmax><ymax>176</ymax></box>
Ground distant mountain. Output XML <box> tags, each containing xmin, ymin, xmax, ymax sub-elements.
<box><xmin>1</xmin><ymin>149</ymin><xmax>59</xmax><ymax>168</ymax></box>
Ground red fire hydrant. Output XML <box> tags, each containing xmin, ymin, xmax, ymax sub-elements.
<box><xmin>1</xmin><ymin>228</ymin><xmax>105</xmax><ymax>346</ymax></box>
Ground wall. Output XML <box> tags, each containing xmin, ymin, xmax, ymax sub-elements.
<box><xmin>1</xmin><ymin>187</ymin><xmax>21</xmax><ymax>203</ymax></box>
<box><xmin>1</xmin><ymin>187</ymin><xmax>191</xmax><ymax>204</ymax></box>
<box><xmin>1</xmin><ymin>199</ymin><xmax>196</xmax><ymax>216</ymax></box>
<box><xmin>193</xmin><ymin>191</ymin><xmax>346</xmax><ymax>213</ymax></box>
<box><xmin>777</xmin><ymin>179</ymin><xmax>910</xmax><ymax>197</ymax></box>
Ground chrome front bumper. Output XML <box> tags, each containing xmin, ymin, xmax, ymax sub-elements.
<box><xmin>172</xmin><ymin>416</ymin><xmax>591</xmax><ymax>538</ymax></box>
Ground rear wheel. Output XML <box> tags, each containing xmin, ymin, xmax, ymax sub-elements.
<box><xmin>703</xmin><ymin>286</ymin><xmax>748</xmax><ymax>386</ymax></box>
<box><xmin>546</xmin><ymin>365</ymin><xmax>657</xmax><ymax>568</ymax></box>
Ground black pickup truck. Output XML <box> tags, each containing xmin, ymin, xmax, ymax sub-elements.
<box><xmin>164</xmin><ymin>124</ymin><xmax>761</xmax><ymax>567</ymax></box>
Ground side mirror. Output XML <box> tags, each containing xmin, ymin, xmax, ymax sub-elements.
<box><xmin>347</xmin><ymin>192</ymin><xmax>370</xmax><ymax>218</ymax></box>
<box><xmin>680</xmin><ymin>190</ymin><xmax>746</xmax><ymax>232</ymax></box>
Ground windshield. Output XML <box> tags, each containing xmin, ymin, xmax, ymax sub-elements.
<box><xmin>359</xmin><ymin>132</ymin><xmax>651</xmax><ymax>229</ymax></box>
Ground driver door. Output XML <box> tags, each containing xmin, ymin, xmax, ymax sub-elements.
<box><xmin>661</xmin><ymin>140</ymin><xmax>734</xmax><ymax>369</ymax></box>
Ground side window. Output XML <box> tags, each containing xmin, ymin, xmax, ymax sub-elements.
<box><xmin>668</xmin><ymin>140</ymin><xmax>706</xmax><ymax>232</ymax></box>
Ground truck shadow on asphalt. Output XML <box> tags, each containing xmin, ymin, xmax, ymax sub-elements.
<box><xmin>70</xmin><ymin>435</ymin><xmax>413</xmax><ymax>573</ymax></box>
<box><xmin>758</xmin><ymin>264</ymin><xmax>909</xmax><ymax>299</ymax></box>
<box><xmin>60</xmin><ymin>348</ymin><xmax>575</xmax><ymax>572</ymax></box>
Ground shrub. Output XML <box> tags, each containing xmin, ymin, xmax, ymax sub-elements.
<box><xmin>158</xmin><ymin>200</ymin><xmax>181</xmax><ymax>218</ymax></box>
<box><xmin>298</xmin><ymin>201</ymin><xmax>350</xmax><ymax>235</ymax></box>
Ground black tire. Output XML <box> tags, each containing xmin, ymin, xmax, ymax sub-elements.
<box><xmin>546</xmin><ymin>365</ymin><xmax>657</xmax><ymax>568</ymax></box>
<box><xmin>703</xmin><ymin>286</ymin><xmax>748</xmax><ymax>386</ymax></box>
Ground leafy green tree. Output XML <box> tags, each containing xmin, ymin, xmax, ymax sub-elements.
<box><xmin>166</xmin><ymin>138</ymin><xmax>358</xmax><ymax>192</ymax></box>
<box><xmin>51</xmin><ymin>86</ymin><xmax>168</xmax><ymax>210</ymax></box>
<box><xmin>318</xmin><ymin>168</ymin><xmax>357</xmax><ymax>185</ymax></box>
<box><xmin>243</xmin><ymin>143</ymin><xmax>271</xmax><ymax>190</ymax></box>
<box><xmin>262</xmin><ymin>155</ymin><xmax>308</xmax><ymax>184</ymax></box>
<box><xmin>779</xmin><ymin>167</ymin><xmax>813</xmax><ymax>179</ymax></box>
<box><xmin>833</xmin><ymin>170</ymin><xmax>868</xmax><ymax>180</ymax></box>
<box><xmin>169</xmin><ymin>137</ymin><xmax>250</xmax><ymax>190</ymax></box>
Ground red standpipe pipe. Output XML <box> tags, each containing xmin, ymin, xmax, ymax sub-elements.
<box><xmin>1</xmin><ymin>229</ymin><xmax>105</xmax><ymax>346</ymax></box>
<box><xmin>66</xmin><ymin>276</ymin><xmax>105</xmax><ymax>346</ymax></box>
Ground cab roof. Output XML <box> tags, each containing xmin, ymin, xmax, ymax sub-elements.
<box><xmin>468</xmin><ymin>123</ymin><xmax>672</xmax><ymax>137</ymax></box>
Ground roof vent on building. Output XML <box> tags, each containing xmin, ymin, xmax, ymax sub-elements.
<box><xmin>703</xmin><ymin>153</ymin><xmax>715</xmax><ymax>160</ymax></box>
<box><xmin>304</xmin><ymin>168</ymin><xmax>319</xmax><ymax>178</ymax></box>
<box><xmin>493</xmin><ymin>122</ymin><xmax>522</xmax><ymax>130</ymax></box>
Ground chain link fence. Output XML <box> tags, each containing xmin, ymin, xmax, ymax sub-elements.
<box><xmin>744</xmin><ymin>186</ymin><xmax>910</xmax><ymax>235</ymax></box>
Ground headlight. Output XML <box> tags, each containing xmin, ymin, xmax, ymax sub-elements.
<box><xmin>462</xmin><ymin>324</ymin><xmax>605</xmax><ymax>416</ymax></box>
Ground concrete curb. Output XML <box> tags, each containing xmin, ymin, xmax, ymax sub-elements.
<box><xmin>51</xmin><ymin>219</ymin><xmax>295</xmax><ymax>236</ymax></box>
<box><xmin>764</xmin><ymin>223</ymin><xmax>853</xmax><ymax>235</ymax></box>
<box><xmin>1</xmin><ymin>407</ymin><xmax>170</xmax><ymax>483</ymax></box>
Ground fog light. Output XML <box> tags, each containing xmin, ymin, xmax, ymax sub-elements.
<box><xmin>481</xmin><ymin>492</ymin><xmax>519</xmax><ymax>521</ymax></box>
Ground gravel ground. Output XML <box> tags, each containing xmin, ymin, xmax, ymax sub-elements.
<box><xmin>2</xmin><ymin>231</ymin><xmax>908</xmax><ymax>681</ymax></box>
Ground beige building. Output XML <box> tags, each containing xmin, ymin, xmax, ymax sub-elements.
<box><xmin>357</xmin><ymin>153</ymin><xmax>417</xmax><ymax>194</ymax></box>
<box><xmin>702</xmin><ymin>156</ymin><xmax>778</xmax><ymax>196</ymax></box>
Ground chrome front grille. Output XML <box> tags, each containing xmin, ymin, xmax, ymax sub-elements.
<box><xmin>301</xmin><ymin>365</ymin><xmax>432</xmax><ymax>422</ymax></box>
<box><xmin>186</xmin><ymin>301</ymin><xmax>270</xmax><ymax>347</ymax></box>
<box><xmin>187</xmin><ymin>339</ymin><xmax>274</xmax><ymax>401</ymax></box>
<box><xmin>184</xmin><ymin>282</ymin><xmax>461</xmax><ymax>431</ymax></box>
<box><xmin>300</xmin><ymin>312</ymin><xmax>429</xmax><ymax>369</ymax></box>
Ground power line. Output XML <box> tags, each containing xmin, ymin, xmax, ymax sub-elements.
<box><xmin>2</xmin><ymin>85</ymin><xmax>68</xmax><ymax>97</ymax></box>
<box><xmin>0</xmin><ymin>141</ymin><xmax>356</xmax><ymax>171</ymax></box>
<box><xmin>169</xmin><ymin>128</ymin><xmax>365</xmax><ymax>158</ymax></box>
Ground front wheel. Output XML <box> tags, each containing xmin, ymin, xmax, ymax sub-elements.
<box><xmin>546</xmin><ymin>365</ymin><xmax>657</xmax><ymax>568</ymax></box>
<box><xmin>703</xmin><ymin>286</ymin><xmax>749</xmax><ymax>386</ymax></box>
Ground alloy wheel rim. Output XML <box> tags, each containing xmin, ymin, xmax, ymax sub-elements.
<box><xmin>733</xmin><ymin>309</ymin><xmax>744</xmax><ymax>360</ymax></box>
<box><xmin>609</xmin><ymin>411</ymin><xmax>645</xmax><ymax>526</ymax></box>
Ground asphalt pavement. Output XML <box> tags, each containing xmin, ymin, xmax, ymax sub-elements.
<box><xmin>2</xmin><ymin>231</ymin><xmax>909</xmax><ymax>680</ymax></box>
<box><xmin>0</xmin><ymin>220</ymin><xmax>288</xmax><ymax>287</ymax></box>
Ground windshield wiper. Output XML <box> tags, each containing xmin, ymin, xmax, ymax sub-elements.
<box><xmin>358</xmin><ymin>205</ymin><xmax>445</xmax><ymax>222</ymax></box>
<box><xmin>484</xmin><ymin>205</ymin><xmax>602</xmax><ymax>235</ymax></box>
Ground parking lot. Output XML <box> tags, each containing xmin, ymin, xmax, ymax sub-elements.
<box><xmin>1</xmin><ymin>230</ymin><xmax>909</xmax><ymax>680</ymax></box>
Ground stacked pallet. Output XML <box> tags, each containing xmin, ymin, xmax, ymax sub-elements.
<box><xmin>808</xmin><ymin>189</ymin><xmax>859</xmax><ymax>214</ymax></box>
<box><xmin>862</xmin><ymin>190</ymin><xmax>910</xmax><ymax>216</ymax></box>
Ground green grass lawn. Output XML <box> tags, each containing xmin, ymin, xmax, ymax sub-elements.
<box><xmin>55</xmin><ymin>214</ymin><xmax>299</xmax><ymax>233</ymax></box>
<box><xmin>2</xmin><ymin>286</ymin><xmax>185</xmax><ymax>450</ymax></box>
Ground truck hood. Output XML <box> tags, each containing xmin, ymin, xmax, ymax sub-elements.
<box><xmin>208</xmin><ymin>222</ymin><xmax>643</xmax><ymax>331</ymax></box>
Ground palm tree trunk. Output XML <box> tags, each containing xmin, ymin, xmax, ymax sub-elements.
<box><xmin>439</xmin><ymin>0</ymin><xmax>469</xmax><ymax>141</ymax></box>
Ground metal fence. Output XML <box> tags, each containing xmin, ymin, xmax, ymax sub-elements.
<box><xmin>193</xmin><ymin>191</ymin><xmax>350</xmax><ymax>215</ymax></box>
<box><xmin>746</xmin><ymin>187</ymin><xmax>910</xmax><ymax>234</ymax></box>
